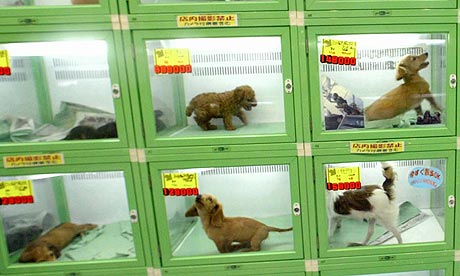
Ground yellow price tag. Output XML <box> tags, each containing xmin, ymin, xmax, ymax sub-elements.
<box><xmin>350</xmin><ymin>142</ymin><xmax>405</xmax><ymax>154</ymax></box>
<box><xmin>162</xmin><ymin>172</ymin><xmax>199</xmax><ymax>196</ymax></box>
<box><xmin>326</xmin><ymin>167</ymin><xmax>361</xmax><ymax>191</ymax></box>
<box><xmin>177</xmin><ymin>14</ymin><xmax>238</xmax><ymax>28</ymax></box>
<box><xmin>154</xmin><ymin>48</ymin><xmax>191</xmax><ymax>67</ymax></box>
<box><xmin>0</xmin><ymin>50</ymin><xmax>10</xmax><ymax>68</ymax></box>
<box><xmin>322</xmin><ymin>39</ymin><xmax>357</xmax><ymax>58</ymax></box>
<box><xmin>0</xmin><ymin>180</ymin><xmax>35</xmax><ymax>205</ymax></box>
<box><xmin>3</xmin><ymin>153</ymin><xmax>65</xmax><ymax>168</ymax></box>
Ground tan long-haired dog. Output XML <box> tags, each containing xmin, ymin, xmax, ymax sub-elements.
<box><xmin>185</xmin><ymin>194</ymin><xmax>292</xmax><ymax>253</ymax></box>
<box><xmin>364</xmin><ymin>52</ymin><xmax>441</xmax><ymax>121</ymax></box>
<box><xmin>19</xmin><ymin>222</ymin><xmax>97</xmax><ymax>262</ymax></box>
<box><xmin>185</xmin><ymin>85</ymin><xmax>257</xmax><ymax>131</ymax></box>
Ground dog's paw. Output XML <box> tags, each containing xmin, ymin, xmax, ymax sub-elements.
<box><xmin>225</xmin><ymin>126</ymin><xmax>237</xmax><ymax>131</ymax></box>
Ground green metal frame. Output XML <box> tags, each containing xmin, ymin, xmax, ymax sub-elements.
<box><xmin>127</xmin><ymin>0</ymin><xmax>292</xmax><ymax>14</ymax></box>
<box><xmin>0</xmin><ymin>0</ymin><xmax>112</xmax><ymax>18</ymax></box>
<box><xmin>0</xmin><ymin>162</ymin><xmax>149</xmax><ymax>275</ymax></box>
<box><xmin>148</xmin><ymin>155</ymin><xmax>304</xmax><ymax>267</ymax></box>
<box><xmin>132</xmin><ymin>27</ymin><xmax>299</xmax><ymax>148</ymax></box>
<box><xmin>0</xmin><ymin>30</ymin><xmax>135</xmax><ymax>153</ymax></box>
<box><xmin>305</xmin><ymin>23</ymin><xmax>457</xmax><ymax>142</ymax></box>
<box><xmin>302</xmin><ymin>0</ymin><xmax>456</xmax><ymax>11</ymax></box>
<box><xmin>318</xmin><ymin>252</ymin><xmax>454</xmax><ymax>275</ymax></box>
<box><xmin>312</xmin><ymin>150</ymin><xmax>455</xmax><ymax>259</ymax></box>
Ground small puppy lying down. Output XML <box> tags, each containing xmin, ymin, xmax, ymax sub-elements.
<box><xmin>185</xmin><ymin>85</ymin><xmax>257</xmax><ymax>131</ymax></box>
<box><xmin>19</xmin><ymin>222</ymin><xmax>97</xmax><ymax>262</ymax></box>
<box><xmin>185</xmin><ymin>194</ymin><xmax>292</xmax><ymax>253</ymax></box>
<box><xmin>365</xmin><ymin>52</ymin><xmax>441</xmax><ymax>122</ymax></box>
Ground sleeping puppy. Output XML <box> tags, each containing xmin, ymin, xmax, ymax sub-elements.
<box><xmin>365</xmin><ymin>52</ymin><xmax>441</xmax><ymax>121</ymax></box>
<box><xmin>185</xmin><ymin>85</ymin><xmax>257</xmax><ymax>131</ymax></box>
<box><xmin>19</xmin><ymin>222</ymin><xmax>97</xmax><ymax>262</ymax></box>
<box><xmin>185</xmin><ymin>194</ymin><xmax>292</xmax><ymax>253</ymax></box>
<box><xmin>327</xmin><ymin>163</ymin><xmax>402</xmax><ymax>246</ymax></box>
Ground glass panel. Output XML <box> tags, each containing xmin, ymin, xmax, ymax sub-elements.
<box><xmin>0</xmin><ymin>40</ymin><xmax>117</xmax><ymax>143</ymax></box>
<box><xmin>318</xmin><ymin>34</ymin><xmax>447</xmax><ymax>131</ymax></box>
<box><xmin>0</xmin><ymin>0</ymin><xmax>99</xmax><ymax>6</ymax></box>
<box><xmin>162</xmin><ymin>165</ymin><xmax>293</xmax><ymax>256</ymax></box>
<box><xmin>146</xmin><ymin>37</ymin><xmax>285</xmax><ymax>138</ymax></box>
<box><xmin>356</xmin><ymin>270</ymin><xmax>444</xmax><ymax>276</ymax></box>
<box><xmin>0</xmin><ymin>171</ymin><xmax>135</xmax><ymax>263</ymax></box>
<box><xmin>323</xmin><ymin>159</ymin><xmax>446</xmax><ymax>249</ymax></box>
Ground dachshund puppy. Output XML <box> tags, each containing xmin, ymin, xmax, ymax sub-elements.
<box><xmin>185</xmin><ymin>85</ymin><xmax>257</xmax><ymax>131</ymax></box>
<box><xmin>185</xmin><ymin>194</ymin><xmax>292</xmax><ymax>253</ymax></box>
<box><xmin>71</xmin><ymin>0</ymin><xmax>99</xmax><ymax>4</ymax></box>
<box><xmin>63</xmin><ymin>122</ymin><xmax>117</xmax><ymax>140</ymax></box>
<box><xmin>365</xmin><ymin>52</ymin><xmax>441</xmax><ymax>121</ymax></box>
<box><xmin>327</xmin><ymin>163</ymin><xmax>402</xmax><ymax>246</ymax></box>
<box><xmin>19</xmin><ymin>222</ymin><xmax>97</xmax><ymax>262</ymax></box>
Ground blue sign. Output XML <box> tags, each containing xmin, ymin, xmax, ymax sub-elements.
<box><xmin>408</xmin><ymin>167</ymin><xmax>443</xmax><ymax>189</ymax></box>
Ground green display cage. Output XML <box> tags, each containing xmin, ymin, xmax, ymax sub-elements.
<box><xmin>0</xmin><ymin>162</ymin><xmax>150</xmax><ymax>275</ymax></box>
<box><xmin>146</xmin><ymin>154</ymin><xmax>305</xmax><ymax>267</ymax></box>
<box><xmin>126</xmin><ymin>0</ymin><xmax>293</xmax><ymax>14</ymax></box>
<box><xmin>312</xmin><ymin>150</ymin><xmax>455</xmax><ymax>259</ymax></box>
<box><xmin>301</xmin><ymin>0</ymin><xmax>457</xmax><ymax>10</ymax></box>
<box><xmin>0</xmin><ymin>0</ymin><xmax>113</xmax><ymax>18</ymax></box>
<box><xmin>0</xmin><ymin>30</ymin><xmax>137</xmax><ymax>153</ymax></box>
<box><xmin>305</xmin><ymin>23</ymin><xmax>457</xmax><ymax>142</ymax></box>
<box><xmin>131</xmin><ymin>27</ymin><xmax>301</xmax><ymax>148</ymax></box>
<box><xmin>316</xmin><ymin>252</ymin><xmax>454</xmax><ymax>275</ymax></box>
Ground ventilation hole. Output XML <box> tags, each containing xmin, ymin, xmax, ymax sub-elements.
<box><xmin>201</xmin><ymin>165</ymin><xmax>289</xmax><ymax>176</ymax></box>
<box><xmin>55</xmin><ymin>70</ymin><xmax>109</xmax><ymax>80</ymax></box>
<box><xmin>193</xmin><ymin>65</ymin><xmax>282</xmax><ymax>76</ymax></box>
<box><xmin>70</xmin><ymin>171</ymin><xmax>124</xmax><ymax>181</ymax></box>
<box><xmin>0</xmin><ymin>72</ymin><xmax>27</xmax><ymax>82</ymax></box>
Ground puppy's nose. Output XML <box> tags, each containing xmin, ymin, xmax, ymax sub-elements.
<box><xmin>196</xmin><ymin>194</ymin><xmax>202</xmax><ymax>201</ymax></box>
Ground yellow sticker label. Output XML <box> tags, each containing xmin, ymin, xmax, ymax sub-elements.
<box><xmin>0</xmin><ymin>50</ymin><xmax>10</xmax><ymax>68</ymax></box>
<box><xmin>162</xmin><ymin>172</ymin><xmax>199</xmax><ymax>196</ymax></box>
<box><xmin>177</xmin><ymin>14</ymin><xmax>238</xmax><ymax>28</ymax></box>
<box><xmin>322</xmin><ymin>39</ymin><xmax>357</xmax><ymax>58</ymax></box>
<box><xmin>0</xmin><ymin>180</ymin><xmax>33</xmax><ymax>198</ymax></box>
<box><xmin>154</xmin><ymin>48</ymin><xmax>191</xmax><ymax>67</ymax></box>
<box><xmin>350</xmin><ymin>142</ymin><xmax>405</xmax><ymax>154</ymax></box>
<box><xmin>3</xmin><ymin>153</ymin><xmax>65</xmax><ymax>168</ymax></box>
<box><xmin>326</xmin><ymin>167</ymin><xmax>361</xmax><ymax>191</ymax></box>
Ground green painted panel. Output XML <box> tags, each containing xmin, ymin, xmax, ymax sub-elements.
<box><xmin>304</xmin><ymin>0</ymin><xmax>456</xmax><ymax>10</ymax></box>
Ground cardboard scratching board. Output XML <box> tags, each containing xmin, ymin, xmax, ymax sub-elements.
<box><xmin>329</xmin><ymin>201</ymin><xmax>430</xmax><ymax>248</ymax></box>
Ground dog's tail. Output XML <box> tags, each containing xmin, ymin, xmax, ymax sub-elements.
<box><xmin>185</xmin><ymin>104</ymin><xmax>194</xmax><ymax>117</ymax></box>
<box><xmin>266</xmin><ymin>226</ymin><xmax>293</xmax><ymax>232</ymax></box>
<box><xmin>381</xmin><ymin>162</ymin><xmax>397</xmax><ymax>201</ymax></box>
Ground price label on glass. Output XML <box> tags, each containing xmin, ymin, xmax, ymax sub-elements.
<box><xmin>0</xmin><ymin>180</ymin><xmax>34</xmax><ymax>205</ymax></box>
<box><xmin>320</xmin><ymin>39</ymin><xmax>357</xmax><ymax>66</ymax></box>
<box><xmin>162</xmin><ymin>172</ymin><xmax>199</xmax><ymax>196</ymax></box>
<box><xmin>326</xmin><ymin>167</ymin><xmax>361</xmax><ymax>191</ymax></box>
<box><xmin>0</xmin><ymin>50</ymin><xmax>11</xmax><ymax>76</ymax></box>
<box><xmin>154</xmin><ymin>48</ymin><xmax>192</xmax><ymax>75</ymax></box>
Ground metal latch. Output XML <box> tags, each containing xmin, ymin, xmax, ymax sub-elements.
<box><xmin>285</xmin><ymin>79</ymin><xmax>293</xmax><ymax>94</ymax></box>
<box><xmin>130</xmin><ymin>210</ymin><xmax>138</xmax><ymax>223</ymax></box>
<box><xmin>449</xmin><ymin>74</ymin><xmax>456</xmax><ymax>88</ymax></box>
<box><xmin>448</xmin><ymin>195</ymin><xmax>455</xmax><ymax>208</ymax></box>
<box><xmin>112</xmin><ymin>84</ymin><xmax>121</xmax><ymax>98</ymax></box>
<box><xmin>293</xmin><ymin>202</ymin><xmax>301</xmax><ymax>216</ymax></box>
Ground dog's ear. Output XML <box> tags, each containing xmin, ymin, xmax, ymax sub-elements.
<box><xmin>210</xmin><ymin>203</ymin><xmax>224</xmax><ymax>227</ymax></box>
<box><xmin>185</xmin><ymin>205</ymin><xmax>198</xmax><ymax>217</ymax></box>
<box><xmin>396</xmin><ymin>65</ymin><xmax>407</xmax><ymax>80</ymax></box>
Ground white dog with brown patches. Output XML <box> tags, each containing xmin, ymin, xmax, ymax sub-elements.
<box><xmin>327</xmin><ymin>163</ymin><xmax>402</xmax><ymax>246</ymax></box>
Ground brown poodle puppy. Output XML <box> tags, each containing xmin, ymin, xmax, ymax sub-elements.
<box><xmin>185</xmin><ymin>194</ymin><xmax>292</xmax><ymax>253</ymax></box>
<box><xmin>185</xmin><ymin>85</ymin><xmax>257</xmax><ymax>131</ymax></box>
<box><xmin>365</xmin><ymin>52</ymin><xmax>441</xmax><ymax>121</ymax></box>
<box><xmin>19</xmin><ymin>222</ymin><xmax>97</xmax><ymax>262</ymax></box>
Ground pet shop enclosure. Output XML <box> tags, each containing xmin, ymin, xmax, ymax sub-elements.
<box><xmin>132</xmin><ymin>27</ymin><xmax>299</xmax><ymax>147</ymax></box>
<box><xmin>0</xmin><ymin>31</ymin><xmax>133</xmax><ymax>152</ymax></box>
<box><xmin>306</xmin><ymin>24</ymin><xmax>456</xmax><ymax>141</ymax></box>
<box><xmin>147</xmin><ymin>155</ymin><xmax>304</xmax><ymax>267</ymax></box>
<box><xmin>0</xmin><ymin>162</ymin><xmax>148</xmax><ymax>274</ymax></box>
<box><xmin>312</xmin><ymin>150</ymin><xmax>455</xmax><ymax>259</ymax></box>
